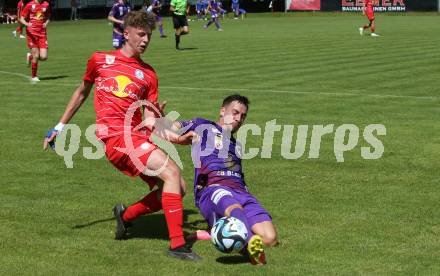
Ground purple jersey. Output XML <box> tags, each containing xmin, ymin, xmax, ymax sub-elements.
<box><xmin>109</xmin><ymin>0</ymin><xmax>130</xmax><ymax>33</ymax></box>
<box><xmin>152</xmin><ymin>0</ymin><xmax>161</xmax><ymax>14</ymax></box>
<box><xmin>209</xmin><ymin>0</ymin><xmax>219</xmax><ymax>16</ymax></box>
<box><xmin>180</xmin><ymin>118</ymin><xmax>247</xmax><ymax>207</ymax></box>
<box><xmin>209</xmin><ymin>0</ymin><xmax>218</xmax><ymax>10</ymax></box>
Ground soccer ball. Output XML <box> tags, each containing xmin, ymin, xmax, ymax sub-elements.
<box><xmin>211</xmin><ymin>216</ymin><xmax>248</xmax><ymax>253</ymax></box>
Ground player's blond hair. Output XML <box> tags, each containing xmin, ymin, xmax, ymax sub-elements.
<box><xmin>124</xmin><ymin>10</ymin><xmax>156</xmax><ymax>31</ymax></box>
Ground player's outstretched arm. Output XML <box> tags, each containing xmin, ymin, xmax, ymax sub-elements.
<box><xmin>142</xmin><ymin>104</ymin><xmax>198</xmax><ymax>145</ymax></box>
<box><xmin>43</xmin><ymin>81</ymin><xmax>93</xmax><ymax>150</ymax></box>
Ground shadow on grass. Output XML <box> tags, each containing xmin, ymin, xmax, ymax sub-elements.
<box><xmin>39</xmin><ymin>75</ymin><xmax>69</xmax><ymax>80</ymax></box>
<box><xmin>72</xmin><ymin>210</ymin><xmax>201</xmax><ymax>240</ymax></box>
<box><xmin>72</xmin><ymin>217</ymin><xmax>114</xmax><ymax>229</ymax></box>
<box><xmin>216</xmin><ymin>255</ymin><xmax>249</xmax><ymax>265</ymax></box>
<box><xmin>177</xmin><ymin>47</ymin><xmax>198</xmax><ymax>51</ymax></box>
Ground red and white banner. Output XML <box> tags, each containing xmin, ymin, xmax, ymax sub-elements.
<box><xmin>341</xmin><ymin>0</ymin><xmax>406</xmax><ymax>12</ymax></box>
<box><xmin>287</xmin><ymin>0</ymin><xmax>321</xmax><ymax>11</ymax></box>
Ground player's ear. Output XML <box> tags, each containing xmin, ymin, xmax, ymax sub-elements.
<box><xmin>219</xmin><ymin>107</ymin><xmax>225</xmax><ymax>118</ymax></box>
<box><xmin>123</xmin><ymin>28</ymin><xmax>129</xmax><ymax>40</ymax></box>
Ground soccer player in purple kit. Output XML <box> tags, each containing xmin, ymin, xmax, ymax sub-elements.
<box><xmin>203</xmin><ymin>0</ymin><xmax>222</xmax><ymax>31</ymax></box>
<box><xmin>195</xmin><ymin>0</ymin><xmax>205</xmax><ymax>21</ymax></box>
<box><xmin>231</xmin><ymin>0</ymin><xmax>239</xmax><ymax>19</ymax></box>
<box><xmin>149</xmin><ymin>0</ymin><xmax>166</xmax><ymax>37</ymax></box>
<box><xmin>108</xmin><ymin>0</ymin><xmax>131</xmax><ymax>49</ymax></box>
<box><xmin>176</xmin><ymin>95</ymin><xmax>278</xmax><ymax>265</ymax></box>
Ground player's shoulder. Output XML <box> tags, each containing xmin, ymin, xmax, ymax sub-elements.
<box><xmin>86</xmin><ymin>51</ymin><xmax>118</xmax><ymax>66</ymax></box>
<box><xmin>192</xmin><ymin>118</ymin><xmax>217</xmax><ymax>127</ymax></box>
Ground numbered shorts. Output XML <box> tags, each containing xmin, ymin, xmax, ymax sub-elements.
<box><xmin>198</xmin><ymin>185</ymin><xmax>272</xmax><ymax>228</ymax></box>
<box><xmin>112</xmin><ymin>32</ymin><xmax>124</xmax><ymax>49</ymax></box>
<box><xmin>26</xmin><ymin>33</ymin><xmax>48</xmax><ymax>49</ymax></box>
<box><xmin>103</xmin><ymin>134</ymin><xmax>159</xmax><ymax>189</ymax></box>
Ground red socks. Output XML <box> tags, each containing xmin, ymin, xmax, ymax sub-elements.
<box><xmin>162</xmin><ymin>192</ymin><xmax>185</xmax><ymax>249</ymax></box>
<box><xmin>31</xmin><ymin>62</ymin><xmax>38</xmax><ymax>78</ymax></box>
<box><xmin>122</xmin><ymin>190</ymin><xmax>162</xmax><ymax>222</ymax></box>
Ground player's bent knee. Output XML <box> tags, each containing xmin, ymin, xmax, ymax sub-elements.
<box><xmin>262</xmin><ymin>231</ymin><xmax>278</xmax><ymax>247</ymax></box>
<box><xmin>160</xmin><ymin>161</ymin><xmax>182</xmax><ymax>183</ymax></box>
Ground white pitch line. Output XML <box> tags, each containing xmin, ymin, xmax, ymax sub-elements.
<box><xmin>160</xmin><ymin>86</ymin><xmax>438</xmax><ymax>101</ymax></box>
<box><xmin>0</xmin><ymin>71</ymin><xmax>32</xmax><ymax>82</ymax></box>
<box><xmin>0</xmin><ymin>70</ymin><xmax>437</xmax><ymax>100</ymax></box>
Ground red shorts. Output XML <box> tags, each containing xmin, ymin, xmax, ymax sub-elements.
<box><xmin>26</xmin><ymin>33</ymin><xmax>48</xmax><ymax>49</ymax></box>
<box><xmin>366</xmin><ymin>10</ymin><xmax>374</xmax><ymax>21</ymax></box>
<box><xmin>104</xmin><ymin>133</ymin><xmax>159</xmax><ymax>189</ymax></box>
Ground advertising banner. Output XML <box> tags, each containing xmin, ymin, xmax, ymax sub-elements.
<box><xmin>341</xmin><ymin>0</ymin><xmax>406</xmax><ymax>12</ymax></box>
<box><xmin>287</xmin><ymin>0</ymin><xmax>321</xmax><ymax>11</ymax></box>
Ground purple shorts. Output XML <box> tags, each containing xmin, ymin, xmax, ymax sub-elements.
<box><xmin>198</xmin><ymin>185</ymin><xmax>272</xmax><ymax>228</ymax></box>
<box><xmin>112</xmin><ymin>32</ymin><xmax>124</xmax><ymax>49</ymax></box>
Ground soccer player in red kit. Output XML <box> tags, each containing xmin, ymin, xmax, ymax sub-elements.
<box><xmin>43</xmin><ymin>11</ymin><xmax>202</xmax><ymax>261</ymax></box>
<box><xmin>20</xmin><ymin>0</ymin><xmax>51</xmax><ymax>82</ymax></box>
<box><xmin>359</xmin><ymin>0</ymin><xmax>379</xmax><ymax>37</ymax></box>
<box><xmin>13</xmin><ymin>0</ymin><xmax>27</xmax><ymax>38</ymax></box>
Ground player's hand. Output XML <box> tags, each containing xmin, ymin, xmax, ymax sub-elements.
<box><xmin>176</xmin><ymin>130</ymin><xmax>200</xmax><ymax>145</ymax></box>
<box><xmin>43</xmin><ymin>128</ymin><xmax>59</xmax><ymax>150</ymax></box>
<box><xmin>151</xmin><ymin>101</ymin><xmax>167</xmax><ymax>117</ymax></box>
<box><xmin>43</xmin><ymin>22</ymin><xmax>47</xmax><ymax>28</ymax></box>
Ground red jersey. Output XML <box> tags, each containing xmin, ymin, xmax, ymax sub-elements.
<box><xmin>21</xmin><ymin>0</ymin><xmax>51</xmax><ymax>36</ymax></box>
<box><xmin>83</xmin><ymin>50</ymin><xmax>159</xmax><ymax>141</ymax></box>
<box><xmin>365</xmin><ymin>0</ymin><xmax>374</xmax><ymax>12</ymax></box>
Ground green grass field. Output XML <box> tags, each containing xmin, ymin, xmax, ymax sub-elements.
<box><xmin>1</xmin><ymin>12</ymin><xmax>440</xmax><ymax>274</ymax></box>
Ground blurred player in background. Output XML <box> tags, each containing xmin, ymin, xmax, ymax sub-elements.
<box><xmin>43</xmin><ymin>10</ymin><xmax>202</xmax><ymax>261</ymax></box>
<box><xmin>231</xmin><ymin>0</ymin><xmax>239</xmax><ymax>19</ymax></box>
<box><xmin>359</xmin><ymin>0</ymin><xmax>379</xmax><ymax>37</ymax></box>
<box><xmin>108</xmin><ymin>0</ymin><xmax>131</xmax><ymax>49</ymax></box>
<box><xmin>170</xmin><ymin>0</ymin><xmax>189</xmax><ymax>50</ymax></box>
<box><xmin>203</xmin><ymin>0</ymin><xmax>222</xmax><ymax>31</ymax></box>
<box><xmin>195</xmin><ymin>0</ymin><xmax>206</xmax><ymax>21</ymax></box>
<box><xmin>176</xmin><ymin>95</ymin><xmax>279</xmax><ymax>265</ymax></box>
<box><xmin>12</xmin><ymin>0</ymin><xmax>27</xmax><ymax>38</ymax></box>
<box><xmin>20</xmin><ymin>0</ymin><xmax>51</xmax><ymax>82</ymax></box>
<box><xmin>149</xmin><ymin>0</ymin><xmax>166</xmax><ymax>37</ymax></box>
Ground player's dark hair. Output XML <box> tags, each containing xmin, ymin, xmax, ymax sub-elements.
<box><xmin>124</xmin><ymin>10</ymin><xmax>156</xmax><ymax>31</ymax></box>
<box><xmin>222</xmin><ymin>94</ymin><xmax>250</xmax><ymax>110</ymax></box>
